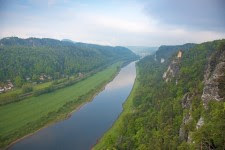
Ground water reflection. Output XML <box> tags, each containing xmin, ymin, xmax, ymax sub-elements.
<box><xmin>11</xmin><ymin>62</ymin><xmax>136</xmax><ymax>150</ymax></box>
<box><xmin>107</xmin><ymin>64</ymin><xmax>136</xmax><ymax>90</ymax></box>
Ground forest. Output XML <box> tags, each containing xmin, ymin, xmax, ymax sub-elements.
<box><xmin>0</xmin><ymin>37</ymin><xmax>137</xmax><ymax>85</ymax></box>
<box><xmin>95</xmin><ymin>39</ymin><xmax>225</xmax><ymax>150</ymax></box>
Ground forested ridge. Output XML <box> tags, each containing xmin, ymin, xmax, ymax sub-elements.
<box><xmin>96</xmin><ymin>39</ymin><xmax>225</xmax><ymax>149</ymax></box>
<box><xmin>155</xmin><ymin>43</ymin><xmax>195</xmax><ymax>61</ymax></box>
<box><xmin>0</xmin><ymin>37</ymin><xmax>137</xmax><ymax>85</ymax></box>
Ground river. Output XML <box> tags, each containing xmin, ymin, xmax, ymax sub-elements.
<box><xmin>10</xmin><ymin>62</ymin><xmax>136</xmax><ymax>150</ymax></box>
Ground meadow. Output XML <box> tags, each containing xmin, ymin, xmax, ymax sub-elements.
<box><xmin>0</xmin><ymin>62</ymin><xmax>122</xmax><ymax>148</ymax></box>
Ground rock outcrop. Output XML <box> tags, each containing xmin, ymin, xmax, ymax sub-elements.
<box><xmin>179</xmin><ymin>112</ymin><xmax>193</xmax><ymax>141</ymax></box>
<box><xmin>201</xmin><ymin>49</ymin><xmax>225</xmax><ymax>108</ymax></box>
<box><xmin>179</xmin><ymin>93</ymin><xmax>193</xmax><ymax>141</ymax></box>
<box><xmin>163</xmin><ymin>51</ymin><xmax>182</xmax><ymax>82</ymax></box>
<box><xmin>181</xmin><ymin>93</ymin><xmax>192</xmax><ymax>109</ymax></box>
<box><xmin>192</xmin><ymin>49</ymin><xmax>224</xmax><ymax>143</ymax></box>
<box><xmin>196</xmin><ymin>117</ymin><xmax>204</xmax><ymax>130</ymax></box>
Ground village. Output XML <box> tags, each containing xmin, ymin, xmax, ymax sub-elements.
<box><xmin>0</xmin><ymin>72</ymin><xmax>84</xmax><ymax>94</ymax></box>
<box><xmin>0</xmin><ymin>80</ymin><xmax>14</xmax><ymax>94</ymax></box>
<box><xmin>0</xmin><ymin>74</ymin><xmax>51</xmax><ymax>94</ymax></box>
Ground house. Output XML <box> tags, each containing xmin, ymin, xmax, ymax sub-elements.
<box><xmin>0</xmin><ymin>81</ymin><xmax>14</xmax><ymax>93</ymax></box>
<box><xmin>8</xmin><ymin>82</ymin><xmax>14</xmax><ymax>87</ymax></box>
<box><xmin>161</xmin><ymin>58</ymin><xmax>165</xmax><ymax>63</ymax></box>
<box><xmin>0</xmin><ymin>87</ymin><xmax>4</xmax><ymax>93</ymax></box>
<box><xmin>78</xmin><ymin>72</ymin><xmax>84</xmax><ymax>78</ymax></box>
<box><xmin>39</xmin><ymin>75</ymin><xmax>44</xmax><ymax>80</ymax></box>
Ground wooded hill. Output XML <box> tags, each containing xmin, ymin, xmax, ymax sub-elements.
<box><xmin>155</xmin><ymin>43</ymin><xmax>196</xmax><ymax>62</ymax></box>
<box><xmin>0</xmin><ymin>37</ymin><xmax>138</xmax><ymax>86</ymax></box>
<box><xmin>96</xmin><ymin>39</ymin><xmax>225</xmax><ymax>149</ymax></box>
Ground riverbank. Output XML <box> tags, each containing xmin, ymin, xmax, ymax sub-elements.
<box><xmin>93</xmin><ymin>65</ymin><xmax>139</xmax><ymax>150</ymax></box>
<box><xmin>0</xmin><ymin>62</ymin><xmax>123</xmax><ymax>149</ymax></box>
<box><xmin>0</xmin><ymin>61</ymin><xmax>118</xmax><ymax>106</ymax></box>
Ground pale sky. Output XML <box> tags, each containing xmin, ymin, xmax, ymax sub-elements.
<box><xmin>0</xmin><ymin>0</ymin><xmax>225</xmax><ymax>46</ymax></box>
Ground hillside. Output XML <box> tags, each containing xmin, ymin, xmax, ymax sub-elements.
<box><xmin>126</xmin><ymin>46</ymin><xmax>158</xmax><ymax>57</ymax></box>
<box><xmin>0</xmin><ymin>63</ymin><xmax>123</xmax><ymax>148</ymax></box>
<box><xmin>95</xmin><ymin>39</ymin><xmax>225</xmax><ymax>149</ymax></box>
<box><xmin>155</xmin><ymin>43</ymin><xmax>196</xmax><ymax>63</ymax></box>
<box><xmin>0</xmin><ymin>37</ymin><xmax>137</xmax><ymax>85</ymax></box>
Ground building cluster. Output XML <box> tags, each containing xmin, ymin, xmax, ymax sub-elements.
<box><xmin>0</xmin><ymin>81</ymin><xmax>14</xmax><ymax>94</ymax></box>
<box><xmin>39</xmin><ymin>74</ymin><xmax>52</xmax><ymax>81</ymax></box>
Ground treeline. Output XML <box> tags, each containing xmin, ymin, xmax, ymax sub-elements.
<box><xmin>0</xmin><ymin>37</ymin><xmax>138</xmax><ymax>86</ymax></box>
<box><xmin>98</xmin><ymin>39</ymin><xmax>225</xmax><ymax>149</ymax></box>
<box><xmin>155</xmin><ymin>43</ymin><xmax>195</xmax><ymax>61</ymax></box>
<box><xmin>0</xmin><ymin>62</ymin><xmax>122</xmax><ymax>106</ymax></box>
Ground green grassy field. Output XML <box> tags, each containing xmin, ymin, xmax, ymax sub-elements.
<box><xmin>93</xmin><ymin>66</ymin><xmax>139</xmax><ymax>150</ymax></box>
<box><xmin>0</xmin><ymin>80</ymin><xmax>53</xmax><ymax>97</ymax></box>
<box><xmin>0</xmin><ymin>81</ymin><xmax>53</xmax><ymax>105</ymax></box>
<box><xmin>0</xmin><ymin>62</ymin><xmax>122</xmax><ymax>148</ymax></box>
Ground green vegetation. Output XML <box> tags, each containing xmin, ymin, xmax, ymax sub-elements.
<box><xmin>94</xmin><ymin>67</ymin><xmax>139</xmax><ymax>150</ymax></box>
<box><xmin>0</xmin><ymin>37</ymin><xmax>137</xmax><ymax>84</ymax></box>
<box><xmin>0</xmin><ymin>81</ymin><xmax>52</xmax><ymax>105</ymax></box>
<box><xmin>0</xmin><ymin>62</ymin><xmax>122</xmax><ymax>148</ymax></box>
<box><xmin>0</xmin><ymin>62</ymin><xmax>120</xmax><ymax>106</ymax></box>
<box><xmin>156</xmin><ymin>43</ymin><xmax>195</xmax><ymax>61</ymax></box>
<box><xmin>95</xmin><ymin>39</ymin><xmax>225</xmax><ymax>149</ymax></box>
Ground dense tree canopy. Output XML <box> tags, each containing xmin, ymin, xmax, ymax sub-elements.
<box><xmin>0</xmin><ymin>37</ymin><xmax>138</xmax><ymax>85</ymax></box>
<box><xmin>155</xmin><ymin>43</ymin><xmax>195</xmax><ymax>62</ymax></box>
<box><xmin>97</xmin><ymin>39</ymin><xmax>225</xmax><ymax>149</ymax></box>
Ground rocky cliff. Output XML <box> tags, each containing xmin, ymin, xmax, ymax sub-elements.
<box><xmin>163</xmin><ymin>51</ymin><xmax>182</xmax><ymax>82</ymax></box>
<box><xmin>163</xmin><ymin>45</ymin><xmax>225</xmax><ymax>146</ymax></box>
<box><xmin>201</xmin><ymin>49</ymin><xmax>225</xmax><ymax>108</ymax></box>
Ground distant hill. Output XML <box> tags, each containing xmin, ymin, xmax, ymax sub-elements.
<box><xmin>155</xmin><ymin>43</ymin><xmax>196</xmax><ymax>62</ymax></box>
<box><xmin>0</xmin><ymin>37</ymin><xmax>74</xmax><ymax>47</ymax></box>
<box><xmin>126</xmin><ymin>46</ymin><xmax>158</xmax><ymax>57</ymax></box>
<box><xmin>61</xmin><ymin>39</ymin><xmax>76</xmax><ymax>44</ymax></box>
<box><xmin>0</xmin><ymin>37</ymin><xmax>138</xmax><ymax>84</ymax></box>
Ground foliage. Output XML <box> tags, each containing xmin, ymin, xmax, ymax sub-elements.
<box><xmin>0</xmin><ymin>37</ymin><xmax>138</xmax><ymax>85</ymax></box>
<box><xmin>95</xmin><ymin>39</ymin><xmax>225</xmax><ymax>149</ymax></box>
<box><xmin>21</xmin><ymin>83</ymin><xmax>33</xmax><ymax>94</ymax></box>
<box><xmin>0</xmin><ymin>62</ymin><xmax>121</xmax><ymax>148</ymax></box>
<box><xmin>192</xmin><ymin>101</ymin><xmax>225</xmax><ymax>149</ymax></box>
<box><xmin>156</xmin><ymin>43</ymin><xmax>196</xmax><ymax>61</ymax></box>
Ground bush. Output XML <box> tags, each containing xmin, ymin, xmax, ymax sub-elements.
<box><xmin>22</xmin><ymin>84</ymin><xmax>33</xmax><ymax>94</ymax></box>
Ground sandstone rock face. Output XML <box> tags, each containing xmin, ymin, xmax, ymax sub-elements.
<box><xmin>179</xmin><ymin>112</ymin><xmax>193</xmax><ymax>141</ymax></box>
<box><xmin>181</xmin><ymin>93</ymin><xmax>192</xmax><ymax>109</ymax></box>
<box><xmin>178</xmin><ymin>48</ymin><xmax>224</xmax><ymax>144</ymax></box>
<box><xmin>196</xmin><ymin>117</ymin><xmax>204</xmax><ymax>130</ymax></box>
<box><xmin>163</xmin><ymin>59</ymin><xmax>180</xmax><ymax>82</ymax></box>
<box><xmin>179</xmin><ymin>93</ymin><xmax>193</xmax><ymax>141</ymax></box>
<box><xmin>163</xmin><ymin>51</ymin><xmax>183</xmax><ymax>82</ymax></box>
<box><xmin>201</xmin><ymin>50</ymin><xmax>225</xmax><ymax>108</ymax></box>
<box><xmin>177</xmin><ymin>50</ymin><xmax>182</xmax><ymax>58</ymax></box>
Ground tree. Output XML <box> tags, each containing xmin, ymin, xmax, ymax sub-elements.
<box><xmin>22</xmin><ymin>83</ymin><xmax>33</xmax><ymax>93</ymax></box>
<box><xmin>14</xmin><ymin>76</ymin><xmax>23</xmax><ymax>87</ymax></box>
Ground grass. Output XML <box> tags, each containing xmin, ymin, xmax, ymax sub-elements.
<box><xmin>33</xmin><ymin>81</ymin><xmax>53</xmax><ymax>90</ymax></box>
<box><xmin>93</xmin><ymin>65</ymin><xmax>139</xmax><ymax>150</ymax></box>
<box><xmin>0</xmin><ymin>81</ymin><xmax>53</xmax><ymax>105</ymax></box>
<box><xmin>0</xmin><ymin>80</ymin><xmax>53</xmax><ymax>97</ymax></box>
<box><xmin>0</xmin><ymin>62</ymin><xmax>122</xmax><ymax>149</ymax></box>
<box><xmin>0</xmin><ymin>62</ymin><xmax>116</xmax><ymax>106</ymax></box>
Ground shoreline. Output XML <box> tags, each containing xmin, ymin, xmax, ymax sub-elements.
<box><xmin>4</xmin><ymin>62</ymin><xmax>125</xmax><ymax>150</ymax></box>
<box><xmin>92</xmin><ymin>63</ymin><xmax>139</xmax><ymax>150</ymax></box>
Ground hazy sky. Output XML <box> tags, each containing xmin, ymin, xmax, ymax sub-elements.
<box><xmin>0</xmin><ymin>0</ymin><xmax>225</xmax><ymax>46</ymax></box>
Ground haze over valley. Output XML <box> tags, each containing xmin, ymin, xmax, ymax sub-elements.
<box><xmin>0</xmin><ymin>0</ymin><xmax>224</xmax><ymax>150</ymax></box>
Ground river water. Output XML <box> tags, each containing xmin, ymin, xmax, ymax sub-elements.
<box><xmin>10</xmin><ymin>62</ymin><xmax>136</xmax><ymax>150</ymax></box>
